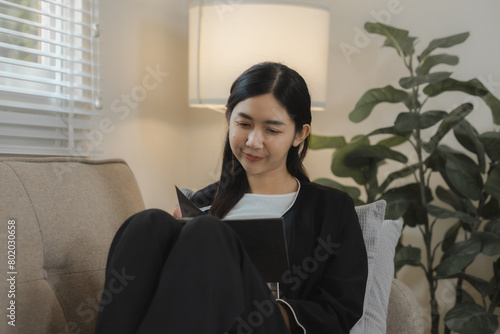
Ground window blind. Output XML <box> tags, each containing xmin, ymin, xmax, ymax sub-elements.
<box><xmin>0</xmin><ymin>0</ymin><xmax>101</xmax><ymax>156</ymax></box>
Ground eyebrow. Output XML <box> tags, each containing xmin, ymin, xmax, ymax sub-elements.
<box><xmin>236</xmin><ymin>112</ymin><xmax>286</xmax><ymax>126</ymax></box>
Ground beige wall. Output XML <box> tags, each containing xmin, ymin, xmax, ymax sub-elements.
<box><xmin>99</xmin><ymin>0</ymin><xmax>500</xmax><ymax>333</ymax></box>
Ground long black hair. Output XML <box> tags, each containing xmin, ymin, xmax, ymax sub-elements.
<box><xmin>209</xmin><ymin>62</ymin><xmax>312</xmax><ymax>218</ymax></box>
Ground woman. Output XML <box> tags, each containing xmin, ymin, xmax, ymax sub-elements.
<box><xmin>95</xmin><ymin>62</ymin><xmax>368</xmax><ymax>334</ymax></box>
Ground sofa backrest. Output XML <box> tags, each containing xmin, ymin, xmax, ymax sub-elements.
<box><xmin>0</xmin><ymin>158</ymin><xmax>146</xmax><ymax>334</ymax></box>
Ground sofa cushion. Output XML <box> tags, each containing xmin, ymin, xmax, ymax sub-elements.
<box><xmin>350</xmin><ymin>201</ymin><xmax>403</xmax><ymax>334</ymax></box>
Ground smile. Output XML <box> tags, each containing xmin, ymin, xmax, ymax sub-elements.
<box><xmin>243</xmin><ymin>153</ymin><xmax>264</xmax><ymax>162</ymax></box>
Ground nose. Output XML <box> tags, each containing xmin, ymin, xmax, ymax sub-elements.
<box><xmin>246</xmin><ymin>129</ymin><xmax>264</xmax><ymax>149</ymax></box>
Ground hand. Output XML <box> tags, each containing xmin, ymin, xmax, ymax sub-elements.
<box><xmin>278</xmin><ymin>304</ymin><xmax>291</xmax><ymax>329</ymax></box>
<box><xmin>271</xmin><ymin>291</ymin><xmax>290</xmax><ymax>329</ymax></box>
<box><xmin>173</xmin><ymin>205</ymin><xmax>182</xmax><ymax>217</ymax></box>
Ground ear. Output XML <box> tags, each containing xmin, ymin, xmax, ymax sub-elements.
<box><xmin>292</xmin><ymin>124</ymin><xmax>311</xmax><ymax>147</ymax></box>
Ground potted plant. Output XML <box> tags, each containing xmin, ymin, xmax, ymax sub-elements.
<box><xmin>310</xmin><ymin>22</ymin><xmax>500</xmax><ymax>334</ymax></box>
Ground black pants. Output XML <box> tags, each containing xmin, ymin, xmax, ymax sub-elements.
<box><xmin>94</xmin><ymin>209</ymin><xmax>290</xmax><ymax>334</ymax></box>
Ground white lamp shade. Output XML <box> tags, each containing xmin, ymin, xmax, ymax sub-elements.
<box><xmin>188</xmin><ymin>1</ymin><xmax>330</xmax><ymax>111</ymax></box>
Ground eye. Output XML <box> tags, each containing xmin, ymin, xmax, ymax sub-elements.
<box><xmin>267</xmin><ymin>128</ymin><xmax>280</xmax><ymax>134</ymax></box>
<box><xmin>236</xmin><ymin>122</ymin><xmax>250</xmax><ymax>128</ymax></box>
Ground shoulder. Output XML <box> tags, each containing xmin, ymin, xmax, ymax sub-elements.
<box><xmin>299</xmin><ymin>181</ymin><xmax>352</xmax><ymax>203</ymax></box>
<box><xmin>297</xmin><ymin>181</ymin><xmax>356</xmax><ymax>219</ymax></box>
<box><xmin>190</xmin><ymin>182</ymin><xmax>218</xmax><ymax>208</ymax></box>
<box><xmin>297</xmin><ymin>182</ymin><xmax>360</xmax><ymax>243</ymax></box>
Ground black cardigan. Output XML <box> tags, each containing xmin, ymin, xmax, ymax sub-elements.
<box><xmin>190</xmin><ymin>181</ymin><xmax>368</xmax><ymax>334</ymax></box>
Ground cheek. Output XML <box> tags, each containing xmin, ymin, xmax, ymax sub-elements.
<box><xmin>268</xmin><ymin>140</ymin><xmax>292</xmax><ymax>157</ymax></box>
<box><xmin>230</xmin><ymin>126</ymin><xmax>247</xmax><ymax>141</ymax></box>
<box><xmin>228</xmin><ymin>129</ymin><xmax>241</xmax><ymax>150</ymax></box>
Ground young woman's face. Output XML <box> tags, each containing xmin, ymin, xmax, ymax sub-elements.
<box><xmin>227</xmin><ymin>93</ymin><xmax>310</xmax><ymax>180</ymax></box>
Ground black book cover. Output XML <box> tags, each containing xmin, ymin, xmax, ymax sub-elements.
<box><xmin>174</xmin><ymin>186</ymin><xmax>290</xmax><ymax>283</ymax></box>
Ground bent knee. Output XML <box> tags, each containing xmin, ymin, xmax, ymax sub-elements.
<box><xmin>181</xmin><ymin>215</ymin><xmax>234</xmax><ymax>239</ymax></box>
<box><xmin>125</xmin><ymin>209</ymin><xmax>180</xmax><ymax>235</ymax></box>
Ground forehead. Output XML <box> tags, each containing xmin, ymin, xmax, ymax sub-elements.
<box><xmin>231</xmin><ymin>94</ymin><xmax>293</xmax><ymax>124</ymax></box>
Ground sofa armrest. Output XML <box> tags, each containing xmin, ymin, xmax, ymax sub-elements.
<box><xmin>386</xmin><ymin>278</ymin><xmax>424</xmax><ymax>334</ymax></box>
<box><xmin>0</xmin><ymin>157</ymin><xmax>146</xmax><ymax>334</ymax></box>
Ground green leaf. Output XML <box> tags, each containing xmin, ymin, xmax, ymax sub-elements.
<box><xmin>492</xmin><ymin>260</ymin><xmax>500</xmax><ymax>307</ymax></box>
<box><xmin>424</xmin><ymin>78</ymin><xmax>500</xmax><ymax>125</ymax></box>
<box><xmin>445</xmin><ymin>156</ymin><xmax>483</xmax><ymax>201</ymax></box>
<box><xmin>454</xmin><ymin>273</ymin><xmax>494</xmax><ymax>297</ymax></box>
<box><xmin>423</xmin><ymin>103</ymin><xmax>474</xmax><ymax>154</ymax></box>
<box><xmin>426</xmin><ymin>147</ymin><xmax>461</xmax><ymax>196</ymax></box>
<box><xmin>365</xmin><ymin>163</ymin><xmax>380</xmax><ymax>202</ymax></box>
<box><xmin>444</xmin><ymin>302</ymin><xmax>498</xmax><ymax>334</ymax></box>
<box><xmin>419</xmin><ymin>32</ymin><xmax>469</xmax><ymax>61</ymax></box>
<box><xmin>424</xmin><ymin>78</ymin><xmax>488</xmax><ymax>97</ymax></box>
<box><xmin>344</xmin><ymin>144</ymin><xmax>408</xmax><ymax>167</ymax></box>
<box><xmin>473</xmin><ymin>81</ymin><xmax>500</xmax><ymax>125</ymax></box>
<box><xmin>478</xmin><ymin>132</ymin><xmax>500</xmax><ymax>161</ymax></box>
<box><xmin>309</xmin><ymin>134</ymin><xmax>347</xmax><ymax>150</ymax></box>
<box><xmin>476</xmin><ymin>231</ymin><xmax>500</xmax><ymax>256</ymax></box>
<box><xmin>460</xmin><ymin>290</ymin><xmax>476</xmax><ymax>304</ymax></box>
<box><xmin>436</xmin><ymin>236</ymin><xmax>481</xmax><ymax>277</ymax></box>
<box><xmin>394</xmin><ymin>110</ymin><xmax>448</xmax><ymax>131</ymax></box>
<box><xmin>376</xmin><ymin>135</ymin><xmax>408</xmax><ymax>147</ymax></box>
<box><xmin>484</xmin><ymin>220</ymin><xmax>500</xmax><ymax>236</ymax></box>
<box><xmin>380</xmin><ymin>163</ymin><xmax>419</xmax><ymax>192</ymax></box>
<box><xmin>349</xmin><ymin>86</ymin><xmax>409</xmax><ymax>123</ymax></box>
<box><xmin>399</xmin><ymin>72</ymin><xmax>452</xmax><ymax>89</ymax></box>
<box><xmin>453</xmin><ymin>120</ymin><xmax>486</xmax><ymax>173</ymax></box>
<box><xmin>313</xmin><ymin>178</ymin><xmax>362</xmax><ymax>201</ymax></box>
<box><xmin>485</xmin><ymin>167</ymin><xmax>500</xmax><ymax>201</ymax></box>
<box><xmin>442</xmin><ymin>222</ymin><xmax>460</xmax><ymax>253</ymax></box>
<box><xmin>365</xmin><ymin>126</ymin><xmax>412</xmax><ymax>139</ymax></box>
<box><xmin>404</xmin><ymin>188</ymin><xmax>433</xmax><ymax>227</ymax></box>
<box><xmin>482</xmin><ymin>89</ymin><xmax>500</xmax><ymax>125</ymax></box>
<box><xmin>427</xmin><ymin>204</ymin><xmax>478</xmax><ymax>225</ymax></box>
<box><xmin>383</xmin><ymin>183</ymin><xmax>432</xmax><ymax>227</ymax></box>
<box><xmin>436</xmin><ymin>185</ymin><xmax>464</xmax><ymax>211</ymax></box>
<box><xmin>494</xmin><ymin>258</ymin><xmax>500</xmax><ymax>281</ymax></box>
<box><xmin>427</xmin><ymin>146</ymin><xmax>483</xmax><ymax>207</ymax></box>
<box><xmin>365</xmin><ymin>22</ymin><xmax>417</xmax><ymax>57</ymax></box>
<box><xmin>480</xmin><ymin>198</ymin><xmax>499</xmax><ymax>219</ymax></box>
<box><xmin>379</xmin><ymin>191</ymin><xmax>412</xmax><ymax>220</ymax></box>
<box><xmin>331</xmin><ymin>137</ymin><xmax>371</xmax><ymax>185</ymax></box>
<box><xmin>394</xmin><ymin>245</ymin><xmax>421</xmax><ymax>272</ymax></box>
<box><xmin>417</xmin><ymin>54</ymin><xmax>459</xmax><ymax>76</ymax></box>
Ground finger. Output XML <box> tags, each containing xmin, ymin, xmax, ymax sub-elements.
<box><xmin>173</xmin><ymin>205</ymin><xmax>182</xmax><ymax>217</ymax></box>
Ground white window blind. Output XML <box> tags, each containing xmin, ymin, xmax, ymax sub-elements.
<box><xmin>0</xmin><ymin>0</ymin><xmax>101</xmax><ymax>156</ymax></box>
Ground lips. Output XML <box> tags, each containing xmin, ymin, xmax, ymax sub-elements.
<box><xmin>243</xmin><ymin>152</ymin><xmax>264</xmax><ymax>162</ymax></box>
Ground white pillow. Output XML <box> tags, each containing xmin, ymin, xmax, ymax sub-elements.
<box><xmin>350</xmin><ymin>200</ymin><xmax>403</xmax><ymax>334</ymax></box>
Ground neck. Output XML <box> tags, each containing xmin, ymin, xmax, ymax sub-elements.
<box><xmin>246</xmin><ymin>172</ymin><xmax>298</xmax><ymax>195</ymax></box>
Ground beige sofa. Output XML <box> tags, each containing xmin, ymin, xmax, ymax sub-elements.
<box><xmin>0</xmin><ymin>158</ymin><xmax>423</xmax><ymax>333</ymax></box>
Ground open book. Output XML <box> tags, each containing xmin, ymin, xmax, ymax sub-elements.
<box><xmin>175</xmin><ymin>186</ymin><xmax>290</xmax><ymax>283</ymax></box>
